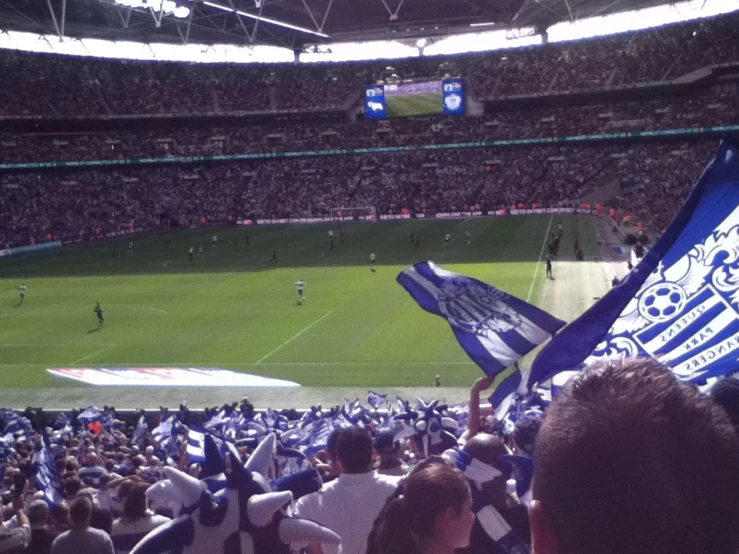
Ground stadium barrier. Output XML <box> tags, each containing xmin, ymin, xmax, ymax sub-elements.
<box><xmin>1</xmin><ymin>125</ymin><xmax>738</xmax><ymax>172</ymax></box>
<box><xmin>0</xmin><ymin>240</ymin><xmax>62</xmax><ymax>258</ymax></box>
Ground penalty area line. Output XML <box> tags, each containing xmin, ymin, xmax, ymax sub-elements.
<box><xmin>255</xmin><ymin>311</ymin><xmax>334</xmax><ymax>364</ymax></box>
<box><xmin>69</xmin><ymin>343</ymin><xmax>118</xmax><ymax>366</ymax></box>
<box><xmin>527</xmin><ymin>214</ymin><xmax>554</xmax><ymax>304</ymax></box>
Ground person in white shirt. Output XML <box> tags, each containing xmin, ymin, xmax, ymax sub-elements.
<box><xmin>212</xmin><ymin>234</ymin><xmax>218</xmax><ymax>248</ymax></box>
<box><xmin>444</xmin><ymin>233</ymin><xmax>451</xmax><ymax>246</ymax></box>
<box><xmin>466</xmin><ymin>230</ymin><xmax>472</xmax><ymax>245</ymax></box>
<box><xmin>110</xmin><ymin>483</ymin><xmax>169</xmax><ymax>554</ymax></box>
<box><xmin>370</xmin><ymin>252</ymin><xmax>376</xmax><ymax>272</ymax></box>
<box><xmin>296</xmin><ymin>280</ymin><xmax>306</xmax><ymax>305</ymax></box>
<box><xmin>295</xmin><ymin>427</ymin><xmax>401</xmax><ymax>554</ymax></box>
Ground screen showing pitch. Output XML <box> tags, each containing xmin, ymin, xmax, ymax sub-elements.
<box><xmin>364</xmin><ymin>79</ymin><xmax>465</xmax><ymax>120</ymax></box>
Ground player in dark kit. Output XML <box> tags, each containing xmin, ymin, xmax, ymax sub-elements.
<box><xmin>340</xmin><ymin>231</ymin><xmax>345</xmax><ymax>246</ymax></box>
<box><xmin>546</xmin><ymin>256</ymin><xmax>553</xmax><ymax>279</ymax></box>
<box><xmin>574</xmin><ymin>236</ymin><xmax>580</xmax><ymax>253</ymax></box>
<box><xmin>410</xmin><ymin>230</ymin><xmax>415</xmax><ymax>244</ymax></box>
<box><xmin>270</xmin><ymin>250</ymin><xmax>278</xmax><ymax>265</ymax></box>
<box><xmin>94</xmin><ymin>303</ymin><xmax>104</xmax><ymax>328</ymax></box>
<box><xmin>245</xmin><ymin>235</ymin><xmax>250</xmax><ymax>247</ymax></box>
<box><xmin>415</xmin><ymin>234</ymin><xmax>420</xmax><ymax>248</ymax></box>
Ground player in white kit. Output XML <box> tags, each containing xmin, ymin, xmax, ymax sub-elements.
<box><xmin>296</xmin><ymin>280</ymin><xmax>306</xmax><ymax>305</ymax></box>
<box><xmin>370</xmin><ymin>252</ymin><xmax>376</xmax><ymax>272</ymax></box>
<box><xmin>18</xmin><ymin>284</ymin><xmax>27</xmax><ymax>305</ymax></box>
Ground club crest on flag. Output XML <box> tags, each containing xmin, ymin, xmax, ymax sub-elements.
<box><xmin>438</xmin><ymin>278</ymin><xmax>523</xmax><ymax>335</ymax></box>
<box><xmin>586</xmin><ymin>203</ymin><xmax>739</xmax><ymax>382</ymax></box>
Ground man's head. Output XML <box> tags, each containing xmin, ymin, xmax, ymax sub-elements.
<box><xmin>63</xmin><ymin>475</ymin><xmax>82</xmax><ymax>498</ymax></box>
<box><xmin>711</xmin><ymin>377</ymin><xmax>739</xmax><ymax>428</ymax></box>
<box><xmin>531</xmin><ymin>358</ymin><xmax>739</xmax><ymax>554</ymax></box>
<box><xmin>334</xmin><ymin>426</ymin><xmax>373</xmax><ymax>474</ymax></box>
<box><xmin>462</xmin><ymin>434</ymin><xmax>510</xmax><ymax>505</ymax></box>
<box><xmin>68</xmin><ymin>497</ymin><xmax>92</xmax><ymax>529</ymax></box>
<box><xmin>27</xmin><ymin>499</ymin><xmax>49</xmax><ymax>529</ymax></box>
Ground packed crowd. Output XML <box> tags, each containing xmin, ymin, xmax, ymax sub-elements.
<box><xmin>0</xmin><ymin>359</ymin><xmax>738</xmax><ymax>554</ymax></box>
<box><xmin>1</xmin><ymin>13</ymin><xmax>738</xmax><ymax>117</ymax></box>
<box><xmin>1</xmin><ymin>91</ymin><xmax>736</xmax><ymax>164</ymax></box>
<box><xmin>0</xmin><ymin>140</ymin><xmax>718</xmax><ymax>248</ymax></box>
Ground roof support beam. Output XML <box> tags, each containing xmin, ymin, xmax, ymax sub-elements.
<box><xmin>319</xmin><ymin>0</ymin><xmax>334</xmax><ymax>33</ymax></box>
<box><xmin>229</xmin><ymin>0</ymin><xmax>256</xmax><ymax>41</ymax></box>
<box><xmin>378</xmin><ymin>0</ymin><xmax>405</xmax><ymax>20</ymax></box>
<box><xmin>45</xmin><ymin>0</ymin><xmax>62</xmax><ymax>39</ymax></box>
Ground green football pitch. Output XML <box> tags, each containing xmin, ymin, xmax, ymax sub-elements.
<box><xmin>0</xmin><ymin>215</ymin><xmax>596</xmax><ymax>389</ymax></box>
<box><xmin>386</xmin><ymin>92</ymin><xmax>443</xmax><ymax>117</ymax></box>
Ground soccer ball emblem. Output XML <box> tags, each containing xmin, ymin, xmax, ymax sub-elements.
<box><xmin>638</xmin><ymin>283</ymin><xmax>686</xmax><ymax>322</ymax></box>
<box><xmin>444</xmin><ymin>93</ymin><xmax>462</xmax><ymax>111</ymax></box>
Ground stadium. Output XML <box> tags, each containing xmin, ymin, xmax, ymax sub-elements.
<box><xmin>1</xmin><ymin>0</ymin><xmax>739</xmax><ymax>552</ymax></box>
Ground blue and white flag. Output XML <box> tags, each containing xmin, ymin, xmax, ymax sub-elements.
<box><xmin>187</xmin><ymin>425</ymin><xmax>207</xmax><ymax>462</ymax></box>
<box><xmin>368</xmin><ymin>391</ymin><xmax>387</xmax><ymax>410</ymax></box>
<box><xmin>33</xmin><ymin>431</ymin><xmax>63</xmax><ymax>508</ymax></box>
<box><xmin>133</xmin><ymin>415</ymin><xmax>148</xmax><ymax>445</ymax></box>
<box><xmin>398</xmin><ymin>262</ymin><xmax>565</xmax><ymax>377</ymax></box>
<box><xmin>529</xmin><ymin>140</ymin><xmax>739</xmax><ymax>387</ymax></box>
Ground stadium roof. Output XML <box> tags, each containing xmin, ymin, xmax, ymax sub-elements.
<box><xmin>0</xmin><ymin>0</ymin><xmax>705</xmax><ymax>50</ymax></box>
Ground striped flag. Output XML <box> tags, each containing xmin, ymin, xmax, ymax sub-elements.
<box><xmin>529</xmin><ymin>140</ymin><xmax>739</xmax><ymax>387</ymax></box>
<box><xmin>398</xmin><ymin>262</ymin><xmax>565</xmax><ymax>378</ymax></box>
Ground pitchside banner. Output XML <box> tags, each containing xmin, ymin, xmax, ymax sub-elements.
<box><xmin>48</xmin><ymin>367</ymin><xmax>300</xmax><ymax>387</ymax></box>
<box><xmin>530</xmin><ymin>139</ymin><xmax>739</xmax><ymax>386</ymax></box>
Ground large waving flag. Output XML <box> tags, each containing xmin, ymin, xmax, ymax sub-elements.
<box><xmin>33</xmin><ymin>431</ymin><xmax>64</xmax><ymax>507</ymax></box>
<box><xmin>529</xmin><ymin>139</ymin><xmax>739</xmax><ymax>387</ymax></box>
<box><xmin>398</xmin><ymin>262</ymin><xmax>565</xmax><ymax>377</ymax></box>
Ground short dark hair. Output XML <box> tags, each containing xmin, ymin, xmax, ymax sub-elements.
<box><xmin>69</xmin><ymin>497</ymin><xmax>92</xmax><ymax>527</ymax></box>
<box><xmin>336</xmin><ymin>426</ymin><xmax>373</xmax><ymax>474</ymax></box>
<box><xmin>711</xmin><ymin>377</ymin><xmax>739</xmax><ymax>427</ymax></box>
<box><xmin>64</xmin><ymin>476</ymin><xmax>82</xmax><ymax>497</ymax></box>
<box><xmin>123</xmin><ymin>482</ymin><xmax>150</xmax><ymax>520</ymax></box>
<box><xmin>534</xmin><ymin>358</ymin><xmax>739</xmax><ymax>554</ymax></box>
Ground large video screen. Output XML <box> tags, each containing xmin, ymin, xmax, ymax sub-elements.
<box><xmin>364</xmin><ymin>78</ymin><xmax>465</xmax><ymax>120</ymax></box>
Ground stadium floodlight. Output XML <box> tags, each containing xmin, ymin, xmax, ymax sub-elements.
<box><xmin>201</xmin><ymin>1</ymin><xmax>329</xmax><ymax>37</ymax></box>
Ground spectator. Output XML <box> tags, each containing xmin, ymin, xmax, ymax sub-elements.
<box><xmin>294</xmin><ymin>427</ymin><xmax>401</xmax><ymax>554</ymax></box>
<box><xmin>531</xmin><ymin>358</ymin><xmax>739</xmax><ymax>554</ymax></box>
<box><xmin>110</xmin><ymin>483</ymin><xmax>169</xmax><ymax>554</ymax></box>
<box><xmin>369</xmin><ymin>463</ymin><xmax>475</xmax><ymax>554</ymax></box>
<box><xmin>25</xmin><ymin>499</ymin><xmax>59</xmax><ymax>554</ymax></box>
<box><xmin>710</xmin><ymin>377</ymin><xmax>739</xmax><ymax>429</ymax></box>
<box><xmin>0</xmin><ymin>497</ymin><xmax>30</xmax><ymax>554</ymax></box>
<box><xmin>458</xmin><ymin>434</ymin><xmax>530</xmax><ymax>554</ymax></box>
<box><xmin>373</xmin><ymin>432</ymin><xmax>408</xmax><ymax>476</ymax></box>
<box><xmin>50</xmin><ymin>497</ymin><xmax>114</xmax><ymax>554</ymax></box>
<box><xmin>47</xmin><ymin>503</ymin><xmax>69</xmax><ymax>536</ymax></box>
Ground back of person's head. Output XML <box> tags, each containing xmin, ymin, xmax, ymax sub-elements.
<box><xmin>123</xmin><ymin>482</ymin><xmax>150</xmax><ymax>520</ymax></box>
<box><xmin>371</xmin><ymin>463</ymin><xmax>473</xmax><ymax>554</ymax></box>
<box><xmin>69</xmin><ymin>497</ymin><xmax>92</xmax><ymax>528</ymax></box>
<box><xmin>374</xmin><ymin>432</ymin><xmax>400</xmax><ymax>458</ymax></box>
<box><xmin>50</xmin><ymin>501</ymin><xmax>69</xmax><ymax>525</ymax></box>
<box><xmin>711</xmin><ymin>377</ymin><xmax>739</xmax><ymax>428</ymax></box>
<box><xmin>27</xmin><ymin>499</ymin><xmax>50</xmax><ymax>528</ymax></box>
<box><xmin>335</xmin><ymin>426</ymin><xmax>373</xmax><ymax>474</ymax></box>
<box><xmin>64</xmin><ymin>475</ymin><xmax>82</xmax><ymax>498</ymax></box>
<box><xmin>532</xmin><ymin>358</ymin><xmax>739</xmax><ymax>554</ymax></box>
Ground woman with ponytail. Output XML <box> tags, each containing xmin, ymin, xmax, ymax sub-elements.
<box><xmin>368</xmin><ymin>462</ymin><xmax>475</xmax><ymax>554</ymax></box>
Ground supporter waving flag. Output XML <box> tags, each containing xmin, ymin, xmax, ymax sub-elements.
<box><xmin>33</xmin><ymin>431</ymin><xmax>64</xmax><ymax>507</ymax></box>
<box><xmin>529</xmin><ymin>139</ymin><xmax>739</xmax><ymax>388</ymax></box>
<box><xmin>397</xmin><ymin>261</ymin><xmax>565</xmax><ymax>378</ymax></box>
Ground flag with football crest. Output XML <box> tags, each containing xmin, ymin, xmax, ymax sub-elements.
<box><xmin>529</xmin><ymin>139</ymin><xmax>739</xmax><ymax>387</ymax></box>
<box><xmin>397</xmin><ymin>262</ymin><xmax>565</xmax><ymax>379</ymax></box>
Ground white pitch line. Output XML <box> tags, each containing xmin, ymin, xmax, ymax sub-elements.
<box><xmin>255</xmin><ymin>310</ymin><xmax>334</xmax><ymax>364</ymax></box>
<box><xmin>527</xmin><ymin>214</ymin><xmax>554</xmax><ymax>303</ymax></box>
<box><xmin>69</xmin><ymin>343</ymin><xmax>118</xmax><ymax>366</ymax></box>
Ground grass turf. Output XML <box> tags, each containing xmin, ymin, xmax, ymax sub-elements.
<box><xmin>386</xmin><ymin>92</ymin><xmax>443</xmax><ymax>117</ymax></box>
<box><xmin>0</xmin><ymin>215</ymin><xmax>597</xmax><ymax>388</ymax></box>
